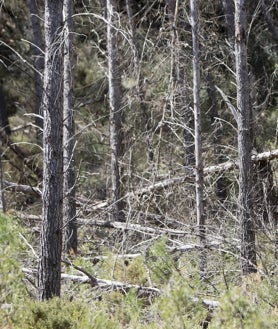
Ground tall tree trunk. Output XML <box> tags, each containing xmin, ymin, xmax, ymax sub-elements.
<box><xmin>190</xmin><ymin>0</ymin><xmax>206</xmax><ymax>275</ymax></box>
<box><xmin>107</xmin><ymin>0</ymin><xmax>125</xmax><ymax>222</ymax></box>
<box><xmin>222</xmin><ymin>0</ymin><xmax>235</xmax><ymax>39</ymax></box>
<box><xmin>26</xmin><ymin>0</ymin><xmax>44</xmax><ymax>138</ymax></box>
<box><xmin>38</xmin><ymin>0</ymin><xmax>63</xmax><ymax>300</ymax></box>
<box><xmin>63</xmin><ymin>0</ymin><xmax>77</xmax><ymax>254</ymax></box>
<box><xmin>234</xmin><ymin>0</ymin><xmax>257</xmax><ymax>274</ymax></box>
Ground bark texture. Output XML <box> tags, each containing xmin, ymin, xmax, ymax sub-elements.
<box><xmin>38</xmin><ymin>0</ymin><xmax>64</xmax><ymax>300</ymax></box>
<box><xmin>234</xmin><ymin>0</ymin><xmax>257</xmax><ymax>274</ymax></box>
<box><xmin>107</xmin><ymin>0</ymin><xmax>125</xmax><ymax>221</ymax></box>
<box><xmin>63</xmin><ymin>0</ymin><xmax>77</xmax><ymax>254</ymax></box>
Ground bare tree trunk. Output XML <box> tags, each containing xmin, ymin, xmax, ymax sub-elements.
<box><xmin>26</xmin><ymin>0</ymin><xmax>44</xmax><ymax>138</ymax></box>
<box><xmin>107</xmin><ymin>0</ymin><xmax>125</xmax><ymax>222</ymax></box>
<box><xmin>222</xmin><ymin>0</ymin><xmax>235</xmax><ymax>39</ymax></box>
<box><xmin>190</xmin><ymin>0</ymin><xmax>206</xmax><ymax>276</ymax></box>
<box><xmin>234</xmin><ymin>0</ymin><xmax>257</xmax><ymax>274</ymax></box>
<box><xmin>38</xmin><ymin>0</ymin><xmax>63</xmax><ymax>300</ymax></box>
<box><xmin>63</xmin><ymin>0</ymin><xmax>77</xmax><ymax>254</ymax></box>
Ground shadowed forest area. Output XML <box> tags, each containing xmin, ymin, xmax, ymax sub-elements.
<box><xmin>0</xmin><ymin>0</ymin><xmax>278</xmax><ymax>328</ymax></box>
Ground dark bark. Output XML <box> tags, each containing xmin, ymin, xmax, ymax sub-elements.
<box><xmin>222</xmin><ymin>0</ymin><xmax>235</xmax><ymax>39</ymax></box>
<box><xmin>235</xmin><ymin>0</ymin><xmax>257</xmax><ymax>274</ymax></box>
<box><xmin>0</xmin><ymin>87</ymin><xmax>11</xmax><ymax>135</ymax></box>
<box><xmin>38</xmin><ymin>0</ymin><xmax>63</xmax><ymax>300</ymax></box>
<box><xmin>26</xmin><ymin>0</ymin><xmax>44</xmax><ymax>137</ymax></box>
<box><xmin>63</xmin><ymin>0</ymin><xmax>77</xmax><ymax>254</ymax></box>
<box><xmin>107</xmin><ymin>0</ymin><xmax>125</xmax><ymax>221</ymax></box>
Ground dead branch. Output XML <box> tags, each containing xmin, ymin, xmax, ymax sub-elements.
<box><xmin>215</xmin><ymin>86</ymin><xmax>239</xmax><ymax>124</ymax></box>
<box><xmin>22</xmin><ymin>267</ymin><xmax>219</xmax><ymax>307</ymax></box>
<box><xmin>125</xmin><ymin>176</ymin><xmax>190</xmax><ymax>197</ymax></box>
<box><xmin>22</xmin><ymin>267</ymin><xmax>160</xmax><ymax>297</ymax></box>
<box><xmin>126</xmin><ymin>148</ymin><xmax>278</xmax><ymax>197</ymax></box>
<box><xmin>3</xmin><ymin>180</ymin><xmax>41</xmax><ymax>196</ymax></box>
<box><xmin>130</xmin><ymin>211</ymin><xmax>186</xmax><ymax>229</ymax></box>
<box><xmin>2</xmin><ymin>133</ymin><xmax>42</xmax><ymax>178</ymax></box>
<box><xmin>76</xmin><ymin>218</ymin><xmax>189</xmax><ymax>237</ymax></box>
<box><xmin>7</xmin><ymin>148</ymin><xmax>278</xmax><ymax>207</ymax></box>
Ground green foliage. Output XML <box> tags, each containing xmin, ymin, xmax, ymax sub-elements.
<box><xmin>144</xmin><ymin>276</ymin><xmax>208</xmax><ymax>329</ymax></box>
<box><xmin>0</xmin><ymin>213</ymin><xmax>29</xmax><ymax>325</ymax></box>
<box><xmin>12</xmin><ymin>298</ymin><xmax>117</xmax><ymax>329</ymax></box>
<box><xmin>145</xmin><ymin>237</ymin><xmax>175</xmax><ymax>285</ymax></box>
<box><xmin>210</xmin><ymin>276</ymin><xmax>278</xmax><ymax>329</ymax></box>
<box><xmin>96</xmin><ymin>253</ymin><xmax>148</xmax><ymax>285</ymax></box>
<box><xmin>101</xmin><ymin>289</ymin><xmax>143</xmax><ymax>328</ymax></box>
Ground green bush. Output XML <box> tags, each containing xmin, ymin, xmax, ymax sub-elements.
<box><xmin>12</xmin><ymin>298</ymin><xmax>117</xmax><ymax>329</ymax></box>
<box><xmin>0</xmin><ymin>213</ymin><xmax>29</xmax><ymax>326</ymax></box>
<box><xmin>209</xmin><ymin>276</ymin><xmax>278</xmax><ymax>329</ymax></box>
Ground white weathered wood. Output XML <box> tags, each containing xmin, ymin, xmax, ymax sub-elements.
<box><xmin>22</xmin><ymin>267</ymin><xmax>219</xmax><ymax>308</ymax></box>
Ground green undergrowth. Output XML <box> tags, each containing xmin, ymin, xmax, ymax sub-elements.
<box><xmin>1</xmin><ymin>216</ymin><xmax>278</xmax><ymax>328</ymax></box>
<box><xmin>0</xmin><ymin>212</ymin><xmax>29</xmax><ymax>325</ymax></box>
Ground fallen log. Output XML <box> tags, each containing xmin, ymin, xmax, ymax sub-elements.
<box><xmin>76</xmin><ymin>218</ymin><xmax>189</xmax><ymax>237</ymax></box>
<box><xmin>126</xmin><ymin>148</ymin><xmax>278</xmax><ymax>197</ymax></box>
<box><xmin>3</xmin><ymin>180</ymin><xmax>41</xmax><ymax>196</ymax></box>
<box><xmin>6</xmin><ymin>149</ymin><xmax>278</xmax><ymax>203</ymax></box>
<box><xmin>22</xmin><ymin>267</ymin><xmax>219</xmax><ymax>308</ymax></box>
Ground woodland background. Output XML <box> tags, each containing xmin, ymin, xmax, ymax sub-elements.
<box><xmin>0</xmin><ymin>0</ymin><xmax>277</xmax><ymax>328</ymax></box>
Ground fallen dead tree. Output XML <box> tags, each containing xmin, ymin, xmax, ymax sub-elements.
<box><xmin>76</xmin><ymin>218</ymin><xmax>189</xmax><ymax>237</ymax></box>
<box><xmin>22</xmin><ymin>267</ymin><xmax>219</xmax><ymax>309</ymax></box>
<box><xmin>16</xmin><ymin>213</ymin><xmax>238</xmax><ymax>251</ymax></box>
<box><xmin>5</xmin><ymin>148</ymin><xmax>278</xmax><ymax>202</ymax></box>
<box><xmin>3</xmin><ymin>180</ymin><xmax>41</xmax><ymax>196</ymax></box>
<box><xmin>127</xmin><ymin>148</ymin><xmax>278</xmax><ymax>197</ymax></box>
